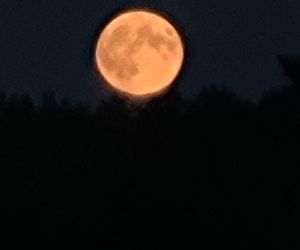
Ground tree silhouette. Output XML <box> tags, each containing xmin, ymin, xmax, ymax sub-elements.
<box><xmin>278</xmin><ymin>55</ymin><xmax>300</xmax><ymax>86</ymax></box>
<box><xmin>0</xmin><ymin>56</ymin><xmax>299</xmax><ymax>249</ymax></box>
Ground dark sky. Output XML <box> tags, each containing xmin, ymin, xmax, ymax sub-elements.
<box><xmin>1</xmin><ymin>0</ymin><xmax>300</xmax><ymax>104</ymax></box>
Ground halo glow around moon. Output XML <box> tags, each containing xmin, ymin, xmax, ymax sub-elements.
<box><xmin>95</xmin><ymin>10</ymin><xmax>184</xmax><ymax>98</ymax></box>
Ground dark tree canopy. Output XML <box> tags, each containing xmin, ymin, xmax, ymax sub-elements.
<box><xmin>0</xmin><ymin>56</ymin><xmax>299</xmax><ymax>249</ymax></box>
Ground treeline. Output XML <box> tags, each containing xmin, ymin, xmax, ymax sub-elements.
<box><xmin>0</xmin><ymin>60</ymin><xmax>300</xmax><ymax>249</ymax></box>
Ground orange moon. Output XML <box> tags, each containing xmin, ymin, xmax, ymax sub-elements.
<box><xmin>95</xmin><ymin>10</ymin><xmax>184</xmax><ymax>98</ymax></box>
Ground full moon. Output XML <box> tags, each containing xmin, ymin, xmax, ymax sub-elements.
<box><xmin>95</xmin><ymin>9</ymin><xmax>184</xmax><ymax>98</ymax></box>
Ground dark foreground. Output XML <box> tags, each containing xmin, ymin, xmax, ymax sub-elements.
<box><xmin>1</xmin><ymin>58</ymin><xmax>300</xmax><ymax>249</ymax></box>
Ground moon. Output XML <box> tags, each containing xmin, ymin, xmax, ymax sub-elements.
<box><xmin>95</xmin><ymin>9</ymin><xmax>185</xmax><ymax>98</ymax></box>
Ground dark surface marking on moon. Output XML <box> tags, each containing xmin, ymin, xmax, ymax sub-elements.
<box><xmin>99</xmin><ymin>22</ymin><xmax>179</xmax><ymax>82</ymax></box>
<box><xmin>100</xmin><ymin>24</ymin><xmax>139</xmax><ymax>82</ymax></box>
<box><xmin>136</xmin><ymin>25</ymin><xmax>178</xmax><ymax>55</ymax></box>
<box><xmin>165</xmin><ymin>28</ymin><xmax>174</xmax><ymax>36</ymax></box>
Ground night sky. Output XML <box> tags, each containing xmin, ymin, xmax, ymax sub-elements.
<box><xmin>1</xmin><ymin>0</ymin><xmax>300</xmax><ymax>104</ymax></box>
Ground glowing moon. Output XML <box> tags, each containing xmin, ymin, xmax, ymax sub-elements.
<box><xmin>95</xmin><ymin>10</ymin><xmax>184</xmax><ymax>98</ymax></box>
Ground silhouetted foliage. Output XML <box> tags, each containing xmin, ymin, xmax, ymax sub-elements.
<box><xmin>1</xmin><ymin>57</ymin><xmax>300</xmax><ymax>249</ymax></box>
<box><xmin>278</xmin><ymin>55</ymin><xmax>300</xmax><ymax>86</ymax></box>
